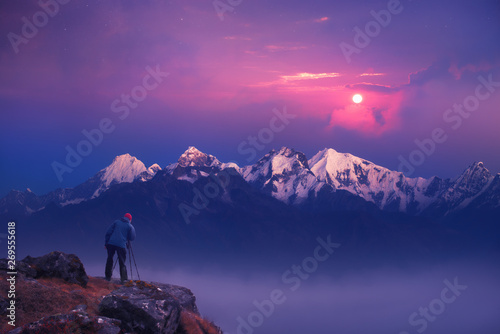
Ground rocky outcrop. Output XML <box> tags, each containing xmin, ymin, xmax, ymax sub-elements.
<box><xmin>0</xmin><ymin>251</ymin><xmax>89</xmax><ymax>287</ymax></box>
<box><xmin>0</xmin><ymin>252</ymin><xmax>221</xmax><ymax>334</ymax></box>
<box><xmin>0</xmin><ymin>258</ymin><xmax>37</xmax><ymax>278</ymax></box>
<box><xmin>9</xmin><ymin>304</ymin><xmax>122</xmax><ymax>334</ymax></box>
<box><xmin>99</xmin><ymin>281</ymin><xmax>183</xmax><ymax>333</ymax></box>
<box><xmin>23</xmin><ymin>251</ymin><xmax>89</xmax><ymax>287</ymax></box>
<box><xmin>97</xmin><ymin>280</ymin><xmax>222</xmax><ymax>334</ymax></box>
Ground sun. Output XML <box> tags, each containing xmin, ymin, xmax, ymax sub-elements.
<box><xmin>352</xmin><ymin>94</ymin><xmax>363</xmax><ymax>104</ymax></box>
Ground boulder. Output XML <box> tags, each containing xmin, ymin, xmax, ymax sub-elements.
<box><xmin>152</xmin><ymin>282</ymin><xmax>198</xmax><ymax>314</ymax></box>
<box><xmin>21</xmin><ymin>251</ymin><xmax>89</xmax><ymax>287</ymax></box>
<box><xmin>99</xmin><ymin>280</ymin><xmax>183</xmax><ymax>334</ymax></box>
<box><xmin>0</xmin><ymin>258</ymin><xmax>37</xmax><ymax>278</ymax></box>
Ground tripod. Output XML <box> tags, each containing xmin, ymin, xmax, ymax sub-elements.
<box><xmin>111</xmin><ymin>243</ymin><xmax>140</xmax><ymax>281</ymax></box>
<box><xmin>128</xmin><ymin>242</ymin><xmax>141</xmax><ymax>281</ymax></box>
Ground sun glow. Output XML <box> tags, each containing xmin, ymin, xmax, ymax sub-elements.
<box><xmin>352</xmin><ymin>94</ymin><xmax>363</xmax><ymax>104</ymax></box>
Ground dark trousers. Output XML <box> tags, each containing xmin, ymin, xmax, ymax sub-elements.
<box><xmin>105</xmin><ymin>244</ymin><xmax>127</xmax><ymax>282</ymax></box>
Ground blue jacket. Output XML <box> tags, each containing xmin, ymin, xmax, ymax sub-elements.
<box><xmin>105</xmin><ymin>217</ymin><xmax>136</xmax><ymax>249</ymax></box>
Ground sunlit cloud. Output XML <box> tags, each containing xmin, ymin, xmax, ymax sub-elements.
<box><xmin>265</xmin><ymin>45</ymin><xmax>308</xmax><ymax>52</ymax></box>
<box><xmin>277</xmin><ymin>85</ymin><xmax>344</xmax><ymax>92</ymax></box>
<box><xmin>346</xmin><ymin>83</ymin><xmax>397</xmax><ymax>93</ymax></box>
<box><xmin>282</xmin><ymin>72</ymin><xmax>341</xmax><ymax>81</ymax></box>
<box><xmin>249</xmin><ymin>72</ymin><xmax>342</xmax><ymax>89</ymax></box>
<box><xmin>448</xmin><ymin>61</ymin><xmax>495</xmax><ymax>80</ymax></box>
<box><xmin>224</xmin><ymin>36</ymin><xmax>252</xmax><ymax>41</ymax></box>
<box><xmin>314</xmin><ymin>17</ymin><xmax>329</xmax><ymax>23</ymax></box>
<box><xmin>359</xmin><ymin>73</ymin><xmax>386</xmax><ymax>77</ymax></box>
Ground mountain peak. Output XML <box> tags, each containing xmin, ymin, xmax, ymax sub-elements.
<box><xmin>434</xmin><ymin>161</ymin><xmax>494</xmax><ymax>211</ymax></box>
<box><xmin>186</xmin><ymin>146</ymin><xmax>202</xmax><ymax>154</ymax></box>
<box><xmin>113</xmin><ymin>153</ymin><xmax>134</xmax><ymax>160</ymax></box>
<box><xmin>91</xmin><ymin>154</ymin><xmax>147</xmax><ymax>198</ymax></box>
<box><xmin>109</xmin><ymin>153</ymin><xmax>141</xmax><ymax>167</ymax></box>
<box><xmin>276</xmin><ymin>146</ymin><xmax>296</xmax><ymax>156</ymax></box>
<box><xmin>147</xmin><ymin>163</ymin><xmax>162</xmax><ymax>173</ymax></box>
<box><xmin>309</xmin><ymin>147</ymin><xmax>384</xmax><ymax>179</ymax></box>
<box><xmin>178</xmin><ymin>147</ymin><xmax>221</xmax><ymax>168</ymax></box>
<box><xmin>453</xmin><ymin>161</ymin><xmax>492</xmax><ymax>186</ymax></box>
<box><xmin>460</xmin><ymin>161</ymin><xmax>491</xmax><ymax>177</ymax></box>
<box><xmin>255</xmin><ymin>147</ymin><xmax>309</xmax><ymax>171</ymax></box>
<box><xmin>307</xmin><ymin>147</ymin><xmax>439</xmax><ymax>212</ymax></box>
<box><xmin>317</xmin><ymin>147</ymin><xmax>339</xmax><ymax>156</ymax></box>
<box><xmin>103</xmin><ymin>154</ymin><xmax>147</xmax><ymax>184</ymax></box>
<box><xmin>241</xmin><ymin>147</ymin><xmax>318</xmax><ymax>204</ymax></box>
<box><xmin>467</xmin><ymin>161</ymin><xmax>486</xmax><ymax>169</ymax></box>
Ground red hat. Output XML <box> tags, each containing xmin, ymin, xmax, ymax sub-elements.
<box><xmin>124</xmin><ymin>213</ymin><xmax>132</xmax><ymax>222</ymax></box>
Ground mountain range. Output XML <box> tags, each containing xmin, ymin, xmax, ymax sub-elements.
<box><xmin>3</xmin><ymin>146</ymin><xmax>499</xmax><ymax>219</ymax></box>
<box><xmin>3</xmin><ymin>146</ymin><xmax>499</xmax><ymax>265</ymax></box>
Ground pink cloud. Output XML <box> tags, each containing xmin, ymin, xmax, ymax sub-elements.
<box><xmin>359</xmin><ymin>73</ymin><xmax>386</xmax><ymax>77</ymax></box>
<box><xmin>329</xmin><ymin>91</ymin><xmax>403</xmax><ymax>135</ymax></box>
<box><xmin>448</xmin><ymin>61</ymin><xmax>495</xmax><ymax>80</ymax></box>
<box><xmin>224</xmin><ymin>36</ymin><xmax>252</xmax><ymax>41</ymax></box>
<box><xmin>265</xmin><ymin>45</ymin><xmax>308</xmax><ymax>52</ymax></box>
<box><xmin>314</xmin><ymin>17</ymin><xmax>329</xmax><ymax>23</ymax></box>
<box><xmin>281</xmin><ymin>72</ymin><xmax>341</xmax><ymax>81</ymax></box>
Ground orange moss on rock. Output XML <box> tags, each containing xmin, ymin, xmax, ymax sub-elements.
<box><xmin>177</xmin><ymin>310</ymin><xmax>223</xmax><ymax>334</ymax></box>
<box><xmin>0</xmin><ymin>274</ymin><xmax>222</xmax><ymax>334</ymax></box>
<box><xmin>0</xmin><ymin>275</ymin><xmax>117</xmax><ymax>333</ymax></box>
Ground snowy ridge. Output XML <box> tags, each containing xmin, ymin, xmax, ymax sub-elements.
<box><xmin>423</xmin><ymin>162</ymin><xmax>497</xmax><ymax>215</ymax></box>
<box><xmin>137</xmin><ymin>163</ymin><xmax>162</xmax><ymax>182</ymax></box>
<box><xmin>440</xmin><ymin>162</ymin><xmax>492</xmax><ymax>204</ymax></box>
<box><xmin>171</xmin><ymin>147</ymin><xmax>239</xmax><ymax>183</ymax></box>
<box><xmin>242</xmin><ymin>147</ymin><xmax>322</xmax><ymax>204</ymax></box>
<box><xmin>177</xmin><ymin>170</ymin><xmax>210</xmax><ymax>184</ymax></box>
<box><xmin>60</xmin><ymin>198</ymin><xmax>85</xmax><ymax>207</ymax></box>
<box><xmin>308</xmin><ymin>148</ymin><xmax>441</xmax><ymax>213</ymax></box>
<box><xmin>148</xmin><ymin>164</ymin><xmax>162</xmax><ymax>174</ymax></box>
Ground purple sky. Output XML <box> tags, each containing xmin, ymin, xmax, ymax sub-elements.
<box><xmin>1</xmin><ymin>0</ymin><xmax>499</xmax><ymax>196</ymax></box>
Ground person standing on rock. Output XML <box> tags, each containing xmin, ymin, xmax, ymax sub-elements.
<box><xmin>105</xmin><ymin>213</ymin><xmax>136</xmax><ymax>282</ymax></box>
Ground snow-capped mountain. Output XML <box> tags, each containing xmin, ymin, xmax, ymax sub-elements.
<box><xmin>138</xmin><ymin>164</ymin><xmax>162</xmax><ymax>182</ymax></box>
<box><xmin>169</xmin><ymin>147</ymin><xmax>239</xmax><ymax>183</ymax></box>
<box><xmin>241</xmin><ymin>147</ymin><xmax>322</xmax><ymax>204</ymax></box>
<box><xmin>308</xmin><ymin>148</ymin><xmax>448</xmax><ymax>214</ymax></box>
<box><xmin>232</xmin><ymin>147</ymin><xmax>497</xmax><ymax>215</ymax></box>
<box><xmin>178</xmin><ymin>146</ymin><xmax>222</xmax><ymax>168</ymax></box>
<box><xmin>90</xmin><ymin>154</ymin><xmax>151</xmax><ymax>198</ymax></box>
<box><xmin>0</xmin><ymin>188</ymin><xmax>42</xmax><ymax>216</ymax></box>
<box><xmin>422</xmin><ymin>162</ymin><xmax>498</xmax><ymax>215</ymax></box>
<box><xmin>0</xmin><ymin>153</ymin><xmax>161</xmax><ymax>217</ymax></box>
<box><xmin>465</xmin><ymin>173</ymin><xmax>500</xmax><ymax>210</ymax></box>
<box><xmin>57</xmin><ymin>153</ymin><xmax>160</xmax><ymax>205</ymax></box>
